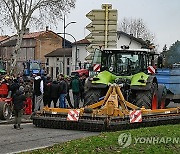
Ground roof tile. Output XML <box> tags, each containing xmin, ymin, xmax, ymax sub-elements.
<box><xmin>23</xmin><ymin>31</ymin><xmax>47</xmax><ymax>39</ymax></box>
<box><xmin>0</xmin><ymin>36</ymin><xmax>9</xmax><ymax>42</ymax></box>
<box><xmin>45</xmin><ymin>48</ymin><xmax>72</xmax><ymax>57</ymax></box>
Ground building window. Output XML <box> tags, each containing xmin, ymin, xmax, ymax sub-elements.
<box><xmin>51</xmin><ymin>67</ymin><xmax>53</xmax><ymax>78</ymax></box>
<box><xmin>67</xmin><ymin>58</ymin><xmax>70</xmax><ymax>65</ymax></box>
<box><xmin>57</xmin><ymin>58</ymin><xmax>59</xmax><ymax>61</ymax></box>
<box><xmin>46</xmin><ymin>67</ymin><xmax>49</xmax><ymax>74</ymax></box>
<box><xmin>46</xmin><ymin>58</ymin><xmax>49</xmax><ymax>65</ymax></box>
<box><xmin>76</xmin><ymin>48</ymin><xmax>79</xmax><ymax>59</ymax></box>
<box><xmin>59</xmin><ymin>61</ymin><xmax>63</xmax><ymax>74</ymax></box>
<box><xmin>56</xmin><ymin>67</ymin><xmax>59</xmax><ymax>77</ymax></box>
<box><xmin>67</xmin><ymin>67</ymin><xmax>70</xmax><ymax>76</ymax></box>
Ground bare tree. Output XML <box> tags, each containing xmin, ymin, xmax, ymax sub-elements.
<box><xmin>119</xmin><ymin>17</ymin><xmax>155</xmax><ymax>43</ymax></box>
<box><xmin>0</xmin><ymin>0</ymin><xmax>76</xmax><ymax>74</ymax></box>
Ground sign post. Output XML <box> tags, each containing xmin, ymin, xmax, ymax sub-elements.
<box><xmin>85</xmin><ymin>4</ymin><xmax>118</xmax><ymax>61</ymax></box>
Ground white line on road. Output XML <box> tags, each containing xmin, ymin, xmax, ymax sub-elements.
<box><xmin>0</xmin><ymin>123</ymin><xmax>32</xmax><ymax>127</ymax></box>
<box><xmin>10</xmin><ymin>145</ymin><xmax>51</xmax><ymax>154</ymax></box>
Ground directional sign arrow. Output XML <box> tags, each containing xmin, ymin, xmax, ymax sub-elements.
<box><xmin>86</xmin><ymin>23</ymin><xmax>117</xmax><ymax>32</ymax></box>
<box><xmin>86</xmin><ymin>10</ymin><xmax>117</xmax><ymax>21</ymax></box>
<box><xmin>86</xmin><ymin>44</ymin><xmax>104</xmax><ymax>53</ymax></box>
<box><xmin>85</xmin><ymin>33</ymin><xmax>94</xmax><ymax>42</ymax></box>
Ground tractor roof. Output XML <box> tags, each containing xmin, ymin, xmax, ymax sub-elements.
<box><xmin>103</xmin><ymin>48</ymin><xmax>151</xmax><ymax>53</ymax></box>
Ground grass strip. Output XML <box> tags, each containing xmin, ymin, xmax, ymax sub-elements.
<box><xmin>22</xmin><ymin>124</ymin><xmax>180</xmax><ymax>154</ymax></box>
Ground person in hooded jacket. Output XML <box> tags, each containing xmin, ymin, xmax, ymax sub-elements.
<box><xmin>9</xmin><ymin>79</ymin><xmax>20</xmax><ymax>97</ymax></box>
<box><xmin>43</xmin><ymin>75</ymin><xmax>52</xmax><ymax>107</ymax></box>
<box><xmin>49</xmin><ymin>79</ymin><xmax>59</xmax><ymax>108</ymax></box>
<box><xmin>70</xmin><ymin>74</ymin><xmax>83</xmax><ymax>108</ymax></box>
<box><xmin>12</xmin><ymin>86</ymin><xmax>26</xmax><ymax>129</ymax></box>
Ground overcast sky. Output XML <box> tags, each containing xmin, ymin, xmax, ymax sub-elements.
<box><xmin>59</xmin><ymin>0</ymin><xmax>180</xmax><ymax>51</ymax></box>
<box><xmin>4</xmin><ymin>0</ymin><xmax>180</xmax><ymax>51</ymax></box>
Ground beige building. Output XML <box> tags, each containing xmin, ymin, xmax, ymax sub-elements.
<box><xmin>0</xmin><ymin>29</ymin><xmax>62</xmax><ymax>73</ymax></box>
<box><xmin>45</xmin><ymin>48</ymin><xmax>72</xmax><ymax>79</ymax></box>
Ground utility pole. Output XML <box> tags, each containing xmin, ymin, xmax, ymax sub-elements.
<box><xmin>63</xmin><ymin>15</ymin><xmax>76</xmax><ymax>74</ymax></box>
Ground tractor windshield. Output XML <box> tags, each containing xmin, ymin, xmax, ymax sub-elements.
<box><xmin>101</xmin><ymin>50</ymin><xmax>147</xmax><ymax>75</ymax></box>
<box><xmin>92</xmin><ymin>49</ymin><xmax>102</xmax><ymax>65</ymax></box>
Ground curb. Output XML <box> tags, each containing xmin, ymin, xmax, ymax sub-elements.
<box><xmin>0</xmin><ymin>120</ymin><xmax>32</xmax><ymax>125</ymax></box>
<box><xmin>0</xmin><ymin>116</ymin><xmax>32</xmax><ymax>125</ymax></box>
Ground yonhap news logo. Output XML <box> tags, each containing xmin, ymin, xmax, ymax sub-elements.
<box><xmin>118</xmin><ymin>133</ymin><xmax>132</xmax><ymax>148</ymax></box>
<box><xmin>118</xmin><ymin>133</ymin><xmax>180</xmax><ymax>148</ymax></box>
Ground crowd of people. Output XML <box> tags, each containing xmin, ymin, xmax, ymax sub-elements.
<box><xmin>0</xmin><ymin>72</ymin><xmax>87</xmax><ymax>129</ymax></box>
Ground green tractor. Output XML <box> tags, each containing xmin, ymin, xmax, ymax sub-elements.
<box><xmin>84</xmin><ymin>48</ymin><xmax>166</xmax><ymax>109</ymax></box>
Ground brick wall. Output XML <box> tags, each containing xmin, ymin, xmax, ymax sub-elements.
<box><xmin>35</xmin><ymin>31</ymin><xmax>62</xmax><ymax>63</ymax></box>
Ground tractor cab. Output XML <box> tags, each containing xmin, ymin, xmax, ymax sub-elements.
<box><xmin>91</xmin><ymin>48</ymin><xmax>152</xmax><ymax>76</ymax></box>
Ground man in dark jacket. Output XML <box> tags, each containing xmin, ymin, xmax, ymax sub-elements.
<box><xmin>65</xmin><ymin>76</ymin><xmax>73</xmax><ymax>108</ymax></box>
<box><xmin>70</xmin><ymin>74</ymin><xmax>83</xmax><ymax>108</ymax></box>
<box><xmin>50</xmin><ymin>79</ymin><xmax>59</xmax><ymax>108</ymax></box>
<box><xmin>9</xmin><ymin>79</ymin><xmax>20</xmax><ymax>97</ymax></box>
<box><xmin>33</xmin><ymin>74</ymin><xmax>44</xmax><ymax>112</ymax></box>
<box><xmin>80</xmin><ymin>74</ymin><xmax>87</xmax><ymax>103</ymax></box>
<box><xmin>12</xmin><ymin>86</ymin><xmax>26</xmax><ymax>129</ymax></box>
<box><xmin>43</xmin><ymin>75</ymin><xmax>52</xmax><ymax>107</ymax></box>
<box><xmin>58</xmin><ymin>74</ymin><xmax>67</xmax><ymax>108</ymax></box>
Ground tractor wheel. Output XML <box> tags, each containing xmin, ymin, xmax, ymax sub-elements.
<box><xmin>84</xmin><ymin>89</ymin><xmax>101</xmax><ymax>106</ymax></box>
<box><xmin>0</xmin><ymin>102</ymin><xmax>12</xmax><ymax>120</ymax></box>
<box><xmin>135</xmin><ymin>82</ymin><xmax>158</xmax><ymax>109</ymax></box>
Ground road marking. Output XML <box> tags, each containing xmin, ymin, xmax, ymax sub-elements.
<box><xmin>0</xmin><ymin>123</ymin><xmax>32</xmax><ymax>127</ymax></box>
<box><xmin>11</xmin><ymin>145</ymin><xmax>50</xmax><ymax>154</ymax></box>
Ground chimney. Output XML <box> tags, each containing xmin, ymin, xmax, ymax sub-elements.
<box><xmin>24</xmin><ymin>28</ymin><xmax>29</xmax><ymax>34</ymax></box>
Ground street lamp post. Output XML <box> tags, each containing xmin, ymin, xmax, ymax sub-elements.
<box><xmin>63</xmin><ymin>15</ymin><xmax>76</xmax><ymax>74</ymax></box>
<box><xmin>58</xmin><ymin>32</ymin><xmax>78</xmax><ymax>73</ymax></box>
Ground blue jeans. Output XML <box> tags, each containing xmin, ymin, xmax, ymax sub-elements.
<box><xmin>59</xmin><ymin>94</ymin><xmax>66</xmax><ymax>108</ymax></box>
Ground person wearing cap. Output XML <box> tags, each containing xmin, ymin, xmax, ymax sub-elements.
<box><xmin>49</xmin><ymin>78</ymin><xmax>59</xmax><ymax>108</ymax></box>
<box><xmin>80</xmin><ymin>74</ymin><xmax>87</xmax><ymax>103</ymax></box>
<box><xmin>70</xmin><ymin>74</ymin><xmax>83</xmax><ymax>108</ymax></box>
<box><xmin>33</xmin><ymin>73</ymin><xmax>44</xmax><ymax>112</ymax></box>
<box><xmin>10</xmin><ymin>79</ymin><xmax>20</xmax><ymax>97</ymax></box>
<box><xmin>12</xmin><ymin>86</ymin><xmax>26</xmax><ymax>129</ymax></box>
<box><xmin>64</xmin><ymin>76</ymin><xmax>73</xmax><ymax>108</ymax></box>
<box><xmin>58</xmin><ymin>74</ymin><xmax>67</xmax><ymax>108</ymax></box>
<box><xmin>43</xmin><ymin>75</ymin><xmax>52</xmax><ymax>107</ymax></box>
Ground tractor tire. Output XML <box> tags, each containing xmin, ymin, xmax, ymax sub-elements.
<box><xmin>135</xmin><ymin>82</ymin><xmax>158</xmax><ymax>109</ymax></box>
<box><xmin>0</xmin><ymin>102</ymin><xmax>12</xmax><ymax>120</ymax></box>
<box><xmin>84</xmin><ymin>89</ymin><xmax>101</xmax><ymax>106</ymax></box>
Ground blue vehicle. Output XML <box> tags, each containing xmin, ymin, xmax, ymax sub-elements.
<box><xmin>156</xmin><ymin>63</ymin><xmax>180</xmax><ymax>106</ymax></box>
<box><xmin>23</xmin><ymin>60</ymin><xmax>44</xmax><ymax>76</ymax></box>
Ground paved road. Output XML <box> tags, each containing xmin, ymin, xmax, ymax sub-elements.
<box><xmin>0</xmin><ymin>99</ymin><xmax>179</xmax><ymax>154</ymax></box>
<box><xmin>0</xmin><ymin>123</ymin><xmax>99</xmax><ymax>154</ymax></box>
